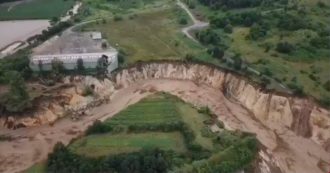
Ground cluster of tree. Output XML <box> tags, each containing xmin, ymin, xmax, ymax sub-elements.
<box><xmin>195</xmin><ymin>29</ymin><xmax>221</xmax><ymax>45</ymax></box>
<box><xmin>127</xmin><ymin>121</ymin><xmax>184</xmax><ymax>133</ymax></box>
<box><xmin>207</xmin><ymin>47</ymin><xmax>225</xmax><ymax>59</ymax></box>
<box><xmin>277</xmin><ymin>13</ymin><xmax>308</xmax><ymax>31</ymax></box>
<box><xmin>310</xmin><ymin>36</ymin><xmax>330</xmax><ymax>49</ymax></box>
<box><xmin>177</xmin><ymin>136</ymin><xmax>259</xmax><ymax>173</ymax></box>
<box><xmin>198</xmin><ymin>0</ymin><xmax>264</xmax><ymax>9</ymax></box>
<box><xmin>0</xmin><ymin>71</ymin><xmax>31</xmax><ymax>114</ymax></box>
<box><xmin>210</xmin><ymin>11</ymin><xmax>262</xmax><ymax>28</ymax></box>
<box><xmin>0</xmin><ymin>54</ymin><xmax>32</xmax><ymax>114</ymax></box>
<box><xmin>47</xmin><ymin>143</ymin><xmax>170</xmax><ymax>173</ymax></box>
<box><xmin>0</xmin><ymin>53</ymin><xmax>31</xmax><ymax>84</ymax></box>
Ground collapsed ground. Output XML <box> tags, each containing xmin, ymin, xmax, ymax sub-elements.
<box><xmin>26</xmin><ymin>93</ymin><xmax>258</xmax><ymax>173</ymax></box>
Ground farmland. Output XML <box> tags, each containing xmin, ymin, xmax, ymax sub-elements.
<box><xmin>73</xmin><ymin>93</ymin><xmax>213</xmax><ymax>156</ymax></box>
<box><xmin>69</xmin><ymin>132</ymin><xmax>186</xmax><ymax>157</ymax></box>
<box><xmin>0</xmin><ymin>0</ymin><xmax>75</xmax><ymax>20</ymax></box>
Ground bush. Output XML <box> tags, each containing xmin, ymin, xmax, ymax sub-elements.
<box><xmin>179</xmin><ymin>17</ymin><xmax>188</xmax><ymax>25</ymax></box>
<box><xmin>224</xmin><ymin>24</ymin><xmax>233</xmax><ymax>33</ymax></box>
<box><xmin>208</xmin><ymin>47</ymin><xmax>225</xmax><ymax>59</ymax></box>
<box><xmin>323</xmin><ymin>80</ymin><xmax>330</xmax><ymax>91</ymax></box>
<box><xmin>85</xmin><ymin>120</ymin><xmax>112</xmax><ymax>135</ymax></box>
<box><xmin>198</xmin><ymin>106</ymin><xmax>211</xmax><ymax>115</ymax></box>
<box><xmin>276</xmin><ymin>42</ymin><xmax>294</xmax><ymax>54</ymax></box>
<box><xmin>114</xmin><ymin>15</ymin><xmax>123</xmax><ymax>21</ymax></box>
<box><xmin>81</xmin><ymin>86</ymin><xmax>94</xmax><ymax>96</ymax></box>
<box><xmin>287</xmin><ymin>82</ymin><xmax>304</xmax><ymax>96</ymax></box>
<box><xmin>216</xmin><ymin>119</ymin><xmax>224</xmax><ymax>128</ymax></box>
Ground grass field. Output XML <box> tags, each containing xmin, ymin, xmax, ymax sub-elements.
<box><xmin>106</xmin><ymin>95</ymin><xmax>180</xmax><ymax>126</ymax></box>
<box><xmin>82</xmin><ymin>7</ymin><xmax>205</xmax><ymax>64</ymax></box>
<box><xmin>0</xmin><ymin>0</ymin><xmax>75</xmax><ymax>20</ymax></box>
<box><xmin>70</xmin><ymin>132</ymin><xmax>186</xmax><ymax>157</ymax></box>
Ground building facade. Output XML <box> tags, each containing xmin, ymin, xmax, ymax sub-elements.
<box><xmin>30</xmin><ymin>51</ymin><xmax>118</xmax><ymax>73</ymax></box>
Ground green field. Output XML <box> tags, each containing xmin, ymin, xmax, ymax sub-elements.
<box><xmin>177</xmin><ymin>103</ymin><xmax>214</xmax><ymax>150</ymax></box>
<box><xmin>70</xmin><ymin>132</ymin><xmax>186</xmax><ymax>157</ymax></box>
<box><xmin>82</xmin><ymin>6</ymin><xmax>205</xmax><ymax>64</ymax></box>
<box><xmin>0</xmin><ymin>0</ymin><xmax>75</xmax><ymax>20</ymax></box>
<box><xmin>106</xmin><ymin>95</ymin><xmax>180</xmax><ymax>126</ymax></box>
<box><xmin>70</xmin><ymin>93</ymin><xmax>215</xmax><ymax>157</ymax></box>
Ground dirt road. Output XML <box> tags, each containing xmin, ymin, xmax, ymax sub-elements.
<box><xmin>177</xmin><ymin>0</ymin><xmax>209</xmax><ymax>42</ymax></box>
<box><xmin>0</xmin><ymin>79</ymin><xmax>328</xmax><ymax>173</ymax></box>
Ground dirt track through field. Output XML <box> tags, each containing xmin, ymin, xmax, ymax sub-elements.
<box><xmin>0</xmin><ymin>79</ymin><xmax>328</xmax><ymax>173</ymax></box>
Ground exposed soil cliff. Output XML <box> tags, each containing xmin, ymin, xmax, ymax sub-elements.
<box><xmin>0</xmin><ymin>61</ymin><xmax>329</xmax><ymax>173</ymax></box>
<box><xmin>113</xmin><ymin>62</ymin><xmax>330</xmax><ymax>149</ymax></box>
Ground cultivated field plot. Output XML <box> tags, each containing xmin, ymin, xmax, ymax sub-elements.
<box><xmin>105</xmin><ymin>95</ymin><xmax>180</xmax><ymax>126</ymax></box>
<box><xmin>70</xmin><ymin>132</ymin><xmax>186</xmax><ymax>157</ymax></box>
<box><xmin>69</xmin><ymin>93</ymin><xmax>213</xmax><ymax>157</ymax></box>
<box><xmin>0</xmin><ymin>0</ymin><xmax>75</xmax><ymax>20</ymax></box>
<box><xmin>82</xmin><ymin>8</ymin><xmax>204</xmax><ymax>64</ymax></box>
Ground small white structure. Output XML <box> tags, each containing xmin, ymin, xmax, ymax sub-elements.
<box><xmin>91</xmin><ymin>32</ymin><xmax>102</xmax><ymax>40</ymax></box>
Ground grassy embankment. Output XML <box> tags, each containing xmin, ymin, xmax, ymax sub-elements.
<box><xmin>0</xmin><ymin>0</ymin><xmax>75</xmax><ymax>20</ymax></box>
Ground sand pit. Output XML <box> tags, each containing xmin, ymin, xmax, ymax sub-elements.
<box><xmin>0</xmin><ymin>20</ymin><xmax>50</xmax><ymax>50</ymax></box>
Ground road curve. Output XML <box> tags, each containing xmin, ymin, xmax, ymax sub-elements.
<box><xmin>177</xmin><ymin>0</ymin><xmax>209</xmax><ymax>42</ymax></box>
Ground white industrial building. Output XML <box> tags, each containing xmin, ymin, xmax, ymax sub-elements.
<box><xmin>30</xmin><ymin>31</ymin><xmax>118</xmax><ymax>73</ymax></box>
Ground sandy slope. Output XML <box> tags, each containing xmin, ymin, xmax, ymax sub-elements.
<box><xmin>0</xmin><ymin>79</ymin><xmax>329</xmax><ymax>173</ymax></box>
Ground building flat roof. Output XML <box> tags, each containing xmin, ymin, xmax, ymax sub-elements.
<box><xmin>32</xmin><ymin>31</ymin><xmax>115</xmax><ymax>56</ymax></box>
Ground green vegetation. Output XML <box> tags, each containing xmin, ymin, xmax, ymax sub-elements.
<box><xmin>81</xmin><ymin>6</ymin><xmax>205</xmax><ymax>64</ymax></box>
<box><xmin>0</xmin><ymin>0</ymin><xmax>75</xmax><ymax>20</ymax></box>
<box><xmin>25</xmin><ymin>162</ymin><xmax>46</xmax><ymax>173</ymax></box>
<box><xmin>70</xmin><ymin>132</ymin><xmax>186</xmax><ymax>157</ymax></box>
<box><xmin>0</xmin><ymin>71</ymin><xmax>31</xmax><ymax>113</ymax></box>
<box><xmin>181</xmin><ymin>0</ymin><xmax>330</xmax><ymax>104</ymax></box>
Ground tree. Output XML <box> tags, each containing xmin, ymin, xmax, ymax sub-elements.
<box><xmin>232</xmin><ymin>55</ymin><xmax>242</xmax><ymax>70</ymax></box>
<box><xmin>0</xmin><ymin>71</ymin><xmax>31</xmax><ymax>113</ymax></box>
<box><xmin>224</xmin><ymin>24</ymin><xmax>233</xmax><ymax>33</ymax></box>
<box><xmin>179</xmin><ymin>17</ymin><xmax>188</xmax><ymax>25</ymax></box>
<box><xmin>96</xmin><ymin>56</ymin><xmax>108</xmax><ymax>76</ymax></box>
<box><xmin>208</xmin><ymin>47</ymin><xmax>224</xmax><ymax>59</ymax></box>
<box><xmin>76</xmin><ymin>58</ymin><xmax>85</xmax><ymax>74</ymax></box>
<box><xmin>249</xmin><ymin>24</ymin><xmax>267</xmax><ymax>40</ymax></box>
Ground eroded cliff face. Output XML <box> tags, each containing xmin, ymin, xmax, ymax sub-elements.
<box><xmin>0</xmin><ymin>76</ymin><xmax>115</xmax><ymax>128</ymax></box>
<box><xmin>113</xmin><ymin>62</ymin><xmax>330</xmax><ymax>149</ymax></box>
